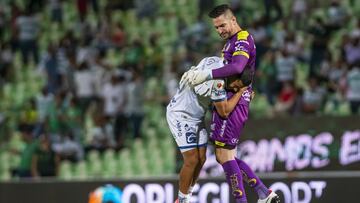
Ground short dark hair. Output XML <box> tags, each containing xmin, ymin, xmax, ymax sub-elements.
<box><xmin>208</xmin><ymin>4</ymin><xmax>232</xmax><ymax>18</ymax></box>
<box><xmin>239</xmin><ymin>67</ymin><xmax>253</xmax><ymax>86</ymax></box>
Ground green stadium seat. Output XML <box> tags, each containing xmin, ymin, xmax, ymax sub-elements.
<box><xmin>338</xmin><ymin>101</ymin><xmax>351</xmax><ymax>116</ymax></box>
<box><xmin>117</xmin><ymin>149</ymin><xmax>133</xmax><ymax>177</ymax></box>
<box><xmin>73</xmin><ymin>161</ymin><xmax>88</xmax><ymax>179</ymax></box>
<box><xmin>0</xmin><ymin>168</ymin><xmax>11</xmax><ymax>181</ymax></box>
<box><xmin>58</xmin><ymin>161</ymin><xmax>73</xmax><ymax>180</ymax></box>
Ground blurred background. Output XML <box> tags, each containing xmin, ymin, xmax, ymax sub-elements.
<box><xmin>0</xmin><ymin>0</ymin><xmax>359</xmax><ymax>202</ymax></box>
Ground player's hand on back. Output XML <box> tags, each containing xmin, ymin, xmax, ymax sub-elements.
<box><xmin>251</xmin><ymin>91</ymin><xmax>255</xmax><ymax>101</ymax></box>
<box><xmin>236</xmin><ymin>86</ymin><xmax>248</xmax><ymax>95</ymax></box>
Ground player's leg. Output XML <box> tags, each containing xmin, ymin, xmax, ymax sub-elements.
<box><xmin>215</xmin><ymin>147</ymin><xmax>247</xmax><ymax>203</ymax></box>
<box><xmin>178</xmin><ymin>148</ymin><xmax>201</xmax><ymax>201</ymax></box>
<box><xmin>166</xmin><ymin>112</ymin><xmax>201</xmax><ymax>203</ymax></box>
<box><xmin>188</xmin><ymin>127</ymin><xmax>208</xmax><ymax>194</ymax></box>
<box><xmin>235</xmin><ymin>158</ymin><xmax>279</xmax><ymax>203</ymax></box>
<box><xmin>188</xmin><ymin>146</ymin><xmax>206</xmax><ymax>195</ymax></box>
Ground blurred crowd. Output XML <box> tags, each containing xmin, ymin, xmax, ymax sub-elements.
<box><xmin>0</xmin><ymin>0</ymin><xmax>359</xmax><ymax>178</ymax></box>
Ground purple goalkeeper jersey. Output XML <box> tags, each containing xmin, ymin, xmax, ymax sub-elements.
<box><xmin>212</xmin><ymin>30</ymin><xmax>256</xmax><ymax>79</ymax></box>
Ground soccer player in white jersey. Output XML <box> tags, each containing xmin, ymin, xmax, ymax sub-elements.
<box><xmin>166</xmin><ymin>56</ymin><xmax>247</xmax><ymax>203</ymax></box>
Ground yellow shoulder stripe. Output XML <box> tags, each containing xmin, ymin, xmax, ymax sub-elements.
<box><xmin>233</xmin><ymin>51</ymin><xmax>249</xmax><ymax>58</ymax></box>
<box><xmin>237</xmin><ymin>31</ymin><xmax>249</xmax><ymax>40</ymax></box>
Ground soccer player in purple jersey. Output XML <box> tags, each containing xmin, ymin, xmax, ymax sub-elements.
<box><xmin>210</xmin><ymin>68</ymin><xmax>279</xmax><ymax>203</ymax></box>
<box><xmin>181</xmin><ymin>4</ymin><xmax>280</xmax><ymax>203</ymax></box>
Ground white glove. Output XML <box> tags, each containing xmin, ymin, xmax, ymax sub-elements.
<box><xmin>179</xmin><ymin>66</ymin><xmax>196</xmax><ymax>89</ymax></box>
<box><xmin>189</xmin><ymin>69</ymin><xmax>213</xmax><ymax>86</ymax></box>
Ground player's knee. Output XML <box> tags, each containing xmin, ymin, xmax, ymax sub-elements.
<box><xmin>183</xmin><ymin>150</ymin><xmax>200</xmax><ymax>167</ymax></box>
<box><xmin>198</xmin><ymin>154</ymin><xmax>206</xmax><ymax>166</ymax></box>
<box><xmin>184</xmin><ymin>155</ymin><xmax>199</xmax><ymax>167</ymax></box>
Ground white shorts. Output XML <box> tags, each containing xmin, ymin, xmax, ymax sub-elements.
<box><xmin>166</xmin><ymin>111</ymin><xmax>208</xmax><ymax>153</ymax></box>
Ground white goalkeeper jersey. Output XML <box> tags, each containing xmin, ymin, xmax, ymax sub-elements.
<box><xmin>166</xmin><ymin>56</ymin><xmax>225</xmax><ymax>122</ymax></box>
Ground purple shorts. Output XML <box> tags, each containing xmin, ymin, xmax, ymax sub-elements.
<box><xmin>209</xmin><ymin>103</ymin><xmax>249</xmax><ymax>149</ymax></box>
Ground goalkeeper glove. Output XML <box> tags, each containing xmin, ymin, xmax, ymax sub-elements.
<box><xmin>179</xmin><ymin>66</ymin><xmax>196</xmax><ymax>88</ymax></box>
<box><xmin>189</xmin><ymin>69</ymin><xmax>213</xmax><ymax>86</ymax></box>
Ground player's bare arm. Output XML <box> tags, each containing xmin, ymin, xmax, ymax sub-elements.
<box><xmin>213</xmin><ymin>86</ymin><xmax>247</xmax><ymax>118</ymax></box>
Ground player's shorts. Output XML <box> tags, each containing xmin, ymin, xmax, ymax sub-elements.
<box><xmin>166</xmin><ymin>110</ymin><xmax>208</xmax><ymax>153</ymax></box>
<box><xmin>209</xmin><ymin>104</ymin><xmax>249</xmax><ymax>149</ymax></box>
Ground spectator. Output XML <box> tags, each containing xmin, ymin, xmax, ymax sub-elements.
<box><xmin>291</xmin><ymin>0</ymin><xmax>307</xmax><ymax>29</ymax></box>
<box><xmin>302</xmin><ymin>77</ymin><xmax>327</xmax><ymax>114</ymax></box>
<box><xmin>111</xmin><ymin>22</ymin><xmax>126</xmax><ymax>49</ymax></box>
<box><xmin>346</xmin><ymin>65</ymin><xmax>360</xmax><ymax>114</ymax></box>
<box><xmin>62</xmin><ymin>97</ymin><xmax>83</xmax><ymax>138</ymax></box>
<box><xmin>74</xmin><ymin>62</ymin><xmax>95</xmax><ymax>117</ymax></box>
<box><xmin>134</xmin><ymin>0</ymin><xmax>158</xmax><ymax>19</ymax></box>
<box><xmin>102</xmin><ymin>74</ymin><xmax>127</xmax><ymax>147</ymax></box>
<box><xmin>86</xmin><ymin>114</ymin><xmax>116</xmax><ymax>152</ymax></box>
<box><xmin>11</xmin><ymin>127</ymin><xmax>39</xmax><ymax>178</ymax></box>
<box><xmin>15</xmin><ymin>8</ymin><xmax>40</xmax><ymax>66</ymax></box>
<box><xmin>275</xmin><ymin>49</ymin><xmax>297</xmax><ymax>87</ymax></box>
<box><xmin>38</xmin><ymin>44</ymin><xmax>62</xmax><ymax>94</ymax></box>
<box><xmin>53</xmin><ymin>132</ymin><xmax>84</xmax><ymax>162</ymax></box>
<box><xmin>344</xmin><ymin>35</ymin><xmax>360</xmax><ymax>66</ymax></box>
<box><xmin>0</xmin><ymin>41</ymin><xmax>13</xmax><ymax>84</ymax></box>
<box><xmin>76</xmin><ymin>0</ymin><xmax>88</xmax><ymax>20</ymax></box>
<box><xmin>327</xmin><ymin>0</ymin><xmax>349</xmax><ymax>30</ymax></box>
<box><xmin>31</xmin><ymin>134</ymin><xmax>60</xmax><ymax>177</ymax></box>
<box><xmin>308</xmin><ymin>17</ymin><xmax>331</xmax><ymax>76</ymax></box>
<box><xmin>48</xmin><ymin>0</ymin><xmax>63</xmax><ymax>26</ymax></box>
<box><xmin>92</xmin><ymin>51</ymin><xmax>113</xmax><ymax>100</ymax></box>
<box><xmin>350</xmin><ymin>18</ymin><xmax>360</xmax><ymax>39</ymax></box>
<box><xmin>20</xmin><ymin>99</ymin><xmax>38</xmax><ymax>131</ymax></box>
<box><xmin>263</xmin><ymin>0</ymin><xmax>283</xmax><ymax>23</ymax></box>
<box><xmin>256</xmin><ymin>51</ymin><xmax>277</xmax><ymax>105</ymax></box>
<box><xmin>284</xmin><ymin>32</ymin><xmax>304</xmax><ymax>60</ymax></box>
<box><xmin>125</xmin><ymin>71</ymin><xmax>145</xmax><ymax>139</ymax></box>
<box><xmin>273</xmin><ymin>81</ymin><xmax>297</xmax><ymax>116</ymax></box>
<box><xmin>36</xmin><ymin>87</ymin><xmax>55</xmax><ymax>123</ymax></box>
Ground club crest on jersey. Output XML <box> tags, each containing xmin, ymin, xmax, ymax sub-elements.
<box><xmin>217</xmin><ymin>82</ymin><xmax>223</xmax><ymax>88</ymax></box>
<box><xmin>242</xmin><ymin>90</ymin><xmax>251</xmax><ymax>102</ymax></box>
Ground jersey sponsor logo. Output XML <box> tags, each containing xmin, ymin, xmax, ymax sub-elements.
<box><xmin>220</xmin><ymin>120</ymin><xmax>227</xmax><ymax>137</ymax></box>
<box><xmin>186</xmin><ymin>132</ymin><xmax>197</xmax><ymax>144</ymax></box>
<box><xmin>176</xmin><ymin>120</ymin><xmax>182</xmax><ymax>137</ymax></box>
